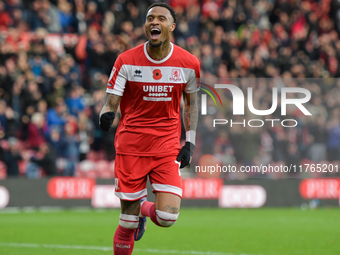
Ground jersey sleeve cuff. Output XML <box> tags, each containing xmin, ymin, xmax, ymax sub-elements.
<box><xmin>106</xmin><ymin>87</ymin><xmax>123</xmax><ymax>96</ymax></box>
<box><xmin>184</xmin><ymin>87</ymin><xmax>200</xmax><ymax>93</ymax></box>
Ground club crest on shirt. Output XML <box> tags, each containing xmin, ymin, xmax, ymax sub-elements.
<box><xmin>169</xmin><ymin>68</ymin><xmax>182</xmax><ymax>82</ymax></box>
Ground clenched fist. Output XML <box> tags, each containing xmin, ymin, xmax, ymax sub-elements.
<box><xmin>99</xmin><ymin>111</ymin><xmax>115</xmax><ymax>131</ymax></box>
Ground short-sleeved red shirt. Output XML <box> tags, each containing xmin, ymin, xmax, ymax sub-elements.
<box><xmin>106</xmin><ymin>42</ymin><xmax>200</xmax><ymax>156</ymax></box>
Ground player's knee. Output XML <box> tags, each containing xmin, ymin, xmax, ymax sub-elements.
<box><xmin>119</xmin><ymin>214</ymin><xmax>139</xmax><ymax>229</ymax></box>
<box><xmin>155</xmin><ymin>210</ymin><xmax>179</xmax><ymax>227</ymax></box>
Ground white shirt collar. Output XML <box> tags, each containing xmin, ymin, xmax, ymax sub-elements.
<box><xmin>144</xmin><ymin>42</ymin><xmax>173</xmax><ymax>64</ymax></box>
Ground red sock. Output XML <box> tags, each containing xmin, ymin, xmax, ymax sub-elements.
<box><xmin>113</xmin><ymin>225</ymin><xmax>135</xmax><ymax>255</ymax></box>
<box><xmin>140</xmin><ymin>201</ymin><xmax>163</xmax><ymax>227</ymax></box>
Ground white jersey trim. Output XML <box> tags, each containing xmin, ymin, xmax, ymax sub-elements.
<box><xmin>118</xmin><ymin>65</ymin><xmax>196</xmax><ymax>84</ymax></box>
<box><xmin>115</xmin><ymin>189</ymin><xmax>147</xmax><ymax>201</ymax></box>
<box><xmin>185</xmin><ymin>75</ymin><xmax>199</xmax><ymax>94</ymax></box>
<box><xmin>106</xmin><ymin>65</ymin><xmax>128</xmax><ymax>96</ymax></box>
<box><xmin>144</xmin><ymin>42</ymin><xmax>174</xmax><ymax>64</ymax></box>
<box><xmin>151</xmin><ymin>183</ymin><xmax>182</xmax><ymax>197</ymax></box>
<box><xmin>106</xmin><ymin>87</ymin><xmax>123</xmax><ymax>96</ymax></box>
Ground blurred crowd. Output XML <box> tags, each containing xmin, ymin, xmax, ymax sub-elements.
<box><xmin>0</xmin><ymin>0</ymin><xmax>339</xmax><ymax>179</ymax></box>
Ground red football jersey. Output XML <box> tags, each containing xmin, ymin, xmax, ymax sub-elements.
<box><xmin>106</xmin><ymin>42</ymin><xmax>200</xmax><ymax>156</ymax></box>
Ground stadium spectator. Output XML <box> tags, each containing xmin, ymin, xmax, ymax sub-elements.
<box><xmin>48</xmin><ymin>126</ymin><xmax>63</xmax><ymax>158</ymax></box>
<box><xmin>29</xmin><ymin>0</ymin><xmax>62</xmax><ymax>33</ymax></box>
<box><xmin>0</xmin><ymin>137</ymin><xmax>21</xmax><ymax>176</ymax></box>
<box><xmin>0</xmin><ymin>0</ymin><xmax>12</xmax><ymax>30</ymax></box>
<box><xmin>58</xmin><ymin>0</ymin><xmax>76</xmax><ymax>33</ymax></box>
<box><xmin>46</xmin><ymin>97</ymin><xmax>67</xmax><ymax>129</ymax></box>
<box><xmin>65</xmin><ymin>86</ymin><xmax>85</xmax><ymax>117</ymax></box>
<box><xmin>78</xmin><ymin>111</ymin><xmax>93</xmax><ymax>161</ymax></box>
<box><xmin>308</xmin><ymin>117</ymin><xmax>328</xmax><ymax>162</ymax></box>
<box><xmin>61</xmin><ymin>118</ymin><xmax>79</xmax><ymax>176</ymax></box>
<box><xmin>26</xmin><ymin>112</ymin><xmax>48</xmax><ymax>150</ymax></box>
<box><xmin>26</xmin><ymin>142</ymin><xmax>57</xmax><ymax>178</ymax></box>
<box><xmin>326</xmin><ymin>116</ymin><xmax>340</xmax><ymax>162</ymax></box>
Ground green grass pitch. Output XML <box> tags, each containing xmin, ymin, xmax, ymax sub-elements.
<box><xmin>0</xmin><ymin>207</ymin><xmax>339</xmax><ymax>255</ymax></box>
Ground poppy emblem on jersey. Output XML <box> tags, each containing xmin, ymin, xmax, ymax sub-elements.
<box><xmin>170</xmin><ymin>68</ymin><xmax>182</xmax><ymax>82</ymax></box>
<box><xmin>153</xmin><ymin>69</ymin><xmax>162</xmax><ymax>80</ymax></box>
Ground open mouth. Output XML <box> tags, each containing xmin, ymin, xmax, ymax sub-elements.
<box><xmin>150</xmin><ymin>27</ymin><xmax>161</xmax><ymax>40</ymax></box>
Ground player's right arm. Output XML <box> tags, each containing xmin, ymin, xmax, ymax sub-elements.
<box><xmin>99</xmin><ymin>94</ymin><xmax>121</xmax><ymax>131</ymax></box>
<box><xmin>99</xmin><ymin>55</ymin><xmax>127</xmax><ymax>131</ymax></box>
<box><xmin>100</xmin><ymin>94</ymin><xmax>121</xmax><ymax>114</ymax></box>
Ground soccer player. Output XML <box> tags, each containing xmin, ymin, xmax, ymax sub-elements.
<box><xmin>99</xmin><ymin>2</ymin><xmax>199</xmax><ymax>254</ymax></box>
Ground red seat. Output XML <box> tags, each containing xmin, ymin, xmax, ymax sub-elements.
<box><xmin>99</xmin><ymin>170</ymin><xmax>113</xmax><ymax>179</ymax></box>
<box><xmin>84</xmin><ymin>170</ymin><xmax>97</xmax><ymax>179</ymax></box>
<box><xmin>96</xmin><ymin>160</ymin><xmax>109</xmax><ymax>172</ymax></box>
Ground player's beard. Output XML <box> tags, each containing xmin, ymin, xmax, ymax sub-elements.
<box><xmin>148</xmin><ymin>40</ymin><xmax>163</xmax><ymax>48</ymax></box>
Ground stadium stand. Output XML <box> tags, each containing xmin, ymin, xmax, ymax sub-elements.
<box><xmin>0</xmin><ymin>0</ymin><xmax>339</xmax><ymax>179</ymax></box>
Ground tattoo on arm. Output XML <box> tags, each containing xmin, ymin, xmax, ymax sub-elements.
<box><xmin>183</xmin><ymin>92</ymin><xmax>198</xmax><ymax>132</ymax></box>
<box><xmin>163</xmin><ymin>205</ymin><xmax>179</xmax><ymax>214</ymax></box>
<box><xmin>100</xmin><ymin>94</ymin><xmax>121</xmax><ymax>117</ymax></box>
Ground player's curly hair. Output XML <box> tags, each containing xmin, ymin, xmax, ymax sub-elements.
<box><xmin>146</xmin><ymin>2</ymin><xmax>177</xmax><ymax>24</ymax></box>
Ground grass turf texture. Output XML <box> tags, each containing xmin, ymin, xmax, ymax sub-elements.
<box><xmin>0</xmin><ymin>208</ymin><xmax>339</xmax><ymax>255</ymax></box>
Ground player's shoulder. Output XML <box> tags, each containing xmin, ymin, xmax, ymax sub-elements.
<box><xmin>117</xmin><ymin>44</ymin><xmax>145</xmax><ymax>64</ymax></box>
<box><xmin>172</xmin><ymin>44</ymin><xmax>200</xmax><ymax>69</ymax></box>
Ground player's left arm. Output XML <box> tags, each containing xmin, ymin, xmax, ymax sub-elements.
<box><xmin>176</xmin><ymin>91</ymin><xmax>198</xmax><ymax>168</ymax></box>
<box><xmin>176</xmin><ymin>57</ymin><xmax>200</xmax><ymax>168</ymax></box>
<box><xmin>183</xmin><ymin>91</ymin><xmax>198</xmax><ymax>135</ymax></box>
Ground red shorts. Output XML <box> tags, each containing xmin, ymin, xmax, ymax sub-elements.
<box><xmin>114</xmin><ymin>154</ymin><xmax>182</xmax><ymax>201</ymax></box>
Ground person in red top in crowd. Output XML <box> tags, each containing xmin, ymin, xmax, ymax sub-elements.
<box><xmin>27</xmin><ymin>112</ymin><xmax>47</xmax><ymax>150</ymax></box>
<box><xmin>0</xmin><ymin>0</ymin><xmax>12</xmax><ymax>30</ymax></box>
<box><xmin>99</xmin><ymin>2</ymin><xmax>200</xmax><ymax>255</ymax></box>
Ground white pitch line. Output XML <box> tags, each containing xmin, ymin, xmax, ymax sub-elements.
<box><xmin>0</xmin><ymin>242</ymin><xmax>261</xmax><ymax>255</ymax></box>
